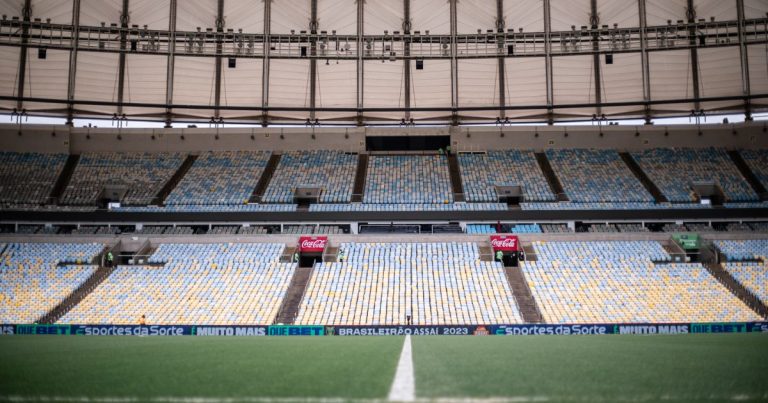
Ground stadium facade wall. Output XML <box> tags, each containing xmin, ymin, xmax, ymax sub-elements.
<box><xmin>2</xmin><ymin>123</ymin><xmax>767</xmax><ymax>155</ymax></box>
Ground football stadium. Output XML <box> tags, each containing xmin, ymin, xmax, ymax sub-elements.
<box><xmin>1</xmin><ymin>0</ymin><xmax>768</xmax><ymax>401</ymax></box>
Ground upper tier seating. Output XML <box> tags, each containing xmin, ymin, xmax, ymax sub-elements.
<box><xmin>295</xmin><ymin>242</ymin><xmax>523</xmax><ymax>325</ymax></box>
<box><xmin>0</xmin><ymin>242</ymin><xmax>104</xmax><ymax>323</ymax></box>
<box><xmin>522</xmin><ymin>241</ymin><xmax>760</xmax><ymax>323</ymax></box>
<box><xmin>714</xmin><ymin>239</ymin><xmax>768</xmax><ymax>306</ymax></box>
<box><xmin>545</xmin><ymin>149</ymin><xmax>653</xmax><ymax>203</ymax></box>
<box><xmin>0</xmin><ymin>152</ymin><xmax>67</xmax><ymax>207</ymax></box>
<box><xmin>61</xmin><ymin>152</ymin><xmax>184</xmax><ymax>206</ymax></box>
<box><xmin>631</xmin><ymin>148</ymin><xmax>757</xmax><ymax>203</ymax></box>
<box><xmin>165</xmin><ymin>151</ymin><xmax>271</xmax><ymax>206</ymax></box>
<box><xmin>458</xmin><ymin>151</ymin><xmax>556</xmax><ymax>202</ymax></box>
<box><xmin>364</xmin><ymin>155</ymin><xmax>452</xmax><ymax>204</ymax></box>
<box><xmin>740</xmin><ymin>149</ymin><xmax>768</xmax><ymax>191</ymax></box>
<box><xmin>263</xmin><ymin>151</ymin><xmax>357</xmax><ymax>203</ymax></box>
<box><xmin>60</xmin><ymin>243</ymin><xmax>294</xmax><ymax>325</ymax></box>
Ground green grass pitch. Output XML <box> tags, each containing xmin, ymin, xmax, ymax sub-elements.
<box><xmin>1</xmin><ymin>334</ymin><xmax>767</xmax><ymax>402</ymax></box>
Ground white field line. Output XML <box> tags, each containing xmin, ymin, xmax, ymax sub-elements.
<box><xmin>388</xmin><ymin>334</ymin><xmax>415</xmax><ymax>402</ymax></box>
<box><xmin>2</xmin><ymin>394</ymin><xmax>768</xmax><ymax>403</ymax></box>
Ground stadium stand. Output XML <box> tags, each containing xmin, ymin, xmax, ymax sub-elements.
<box><xmin>165</xmin><ymin>151</ymin><xmax>271</xmax><ymax>206</ymax></box>
<box><xmin>61</xmin><ymin>152</ymin><xmax>184</xmax><ymax>206</ymax></box>
<box><xmin>545</xmin><ymin>149</ymin><xmax>654</xmax><ymax>204</ymax></box>
<box><xmin>716</xmin><ymin>240</ymin><xmax>768</xmax><ymax>295</ymax></box>
<box><xmin>295</xmin><ymin>242</ymin><xmax>523</xmax><ymax>325</ymax></box>
<box><xmin>116</xmin><ymin>204</ymin><xmax>297</xmax><ymax>212</ymax></box>
<box><xmin>262</xmin><ymin>151</ymin><xmax>357</xmax><ymax>203</ymax></box>
<box><xmin>467</xmin><ymin>224</ymin><xmax>496</xmax><ymax>234</ymax></box>
<box><xmin>60</xmin><ymin>243</ymin><xmax>295</xmax><ymax>325</ymax></box>
<box><xmin>0</xmin><ymin>152</ymin><xmax>67</xmax><ymax>208</ymax></box>
<box><xmin>0</xmin><ymin>242</ymin><xmax>104</xmax><ymax>323</ymax></box>
<box><xmin>588</xmin><ymin>224</ymin><xmax>619</xmax><ymax>233</ymax></box>
<box><xmin>631</xmin><ymin>148</ymin><xmax>758</xmax><ymax>203</ymax></box>
<box><xmin>541</xmin><ymin>224</ymin><xmax>572</xmax><ymax>233</ymax></box>
<box><xmin>522</xmin><ymin>241</ymin><xmax>761</xmax><ymax>323</ymax></box>
<box><xmin>310</xmin><ymin>203</ymin><xmax>506</xmax><ymax>212</ymax></box>
<box><xmin>364</xmin><ymin>155</ymin><xmax>453</xmax><ymax>204</ymax></box>
<box><xmin>714</xmin><ymin>239</ymin><xmax>768</xmax><ymax>306</ymax></box>
<box><xmin>615</xmin><ymin>223</ymin><xmax>649</xmax><ymax>233</ymax></box>
<box><xmin>740</xmin><ymin>150</ymin><xmax>768</xmax><ymax>190</ymax></box>
<box><xmin>458</xmin><ymin>151</ymin><xmax>556</xmax><ymax>202</ymax></box>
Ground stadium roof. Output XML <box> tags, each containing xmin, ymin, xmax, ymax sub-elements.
<box><xmin>0</xmin><ymin>0</ymin><xmax>766</xmax><ymax>126</ymax></box>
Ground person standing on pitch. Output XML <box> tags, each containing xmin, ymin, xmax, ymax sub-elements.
<box><xmin>496</xmin><ymin>249</ymin><xmax>503</xmax><ymax>264</ymax></box>
<box><xmin>106</xmin><ymin>251</ymin><xmax>114</xmax><ymax>267</ymax></box>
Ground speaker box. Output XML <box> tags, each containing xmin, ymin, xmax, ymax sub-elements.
<box><xmin>416</xmin><ymin>59</ymin><xmax>424</xmax><ymax>70</ymax></box>
<box><xmin>605</xmin><ymin>54</ymin><xmax>613</xmax><ymax>64</ymax></box>
<box><xmin>228</xmin><ymin>57</ymin><xmax>236</xmax><ymax>68</ymax></box>
<box><xmin>507</xmin><ymin>45</ymin><xmax>514</xmax><ymax>55</ymax></box>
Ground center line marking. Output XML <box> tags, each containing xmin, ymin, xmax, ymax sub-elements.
<box><xmin>388</xmin><ymin>335</ymin><xmax>415</xmax><ymax>402</ymax></box>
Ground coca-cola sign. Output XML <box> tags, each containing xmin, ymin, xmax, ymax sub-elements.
<box><xmin>490</xmin><ymin>235</ymin><xmax>519</xmax><ymax>252</ymax></box>
<box><xmin>299</xmin><ymin>236</ymin><xmax>328</xmax><ymax>252</ymax></box>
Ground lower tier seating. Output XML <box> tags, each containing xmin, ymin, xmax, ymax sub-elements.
<box><xmin>522</xmin><ymin>241</ymin><xmax>760</xmax><ymax>324</ymax></box>
<box><xmin>714</xmin><ymin>240</ymin><xmax>768</xmax><ymax>305</ymax></box>
<box><xmin>60</xmin><ymin>243</ymin><xmax>295</xmax><ymax>325</ymax></box>
<box><xmin>294</xmin><ymin>242</ymin><xmax>523</xmax><ymax>325</ymax></box>
<box><xmin>0</xmin><ymin>242</ymin><xmax>104</xmax><ymax>323</ymax></box>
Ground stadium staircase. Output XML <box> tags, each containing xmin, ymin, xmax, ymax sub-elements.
<box><xmin>37</xmin><ymin>248</ymin><xmax>117</xmax><ymax>324</ymax></box>
<box><xmin>446</xmin><ymin>154</ymin><xmax>466</xmax><ymax>202</ymax></box>
<box><xmin>323</xmin><ymin>246</ymin><xmax>339</xmax><ymax>263</ymax></box>
<box><xmin>351</xmin><ymin>153</ymin><xmax>368</xmax><ymax>202</ymax></box>
<box><xmin>249</xmin><ymin>153</ymin><xmax>282</xmax><ymax>203</ymax></box>
<box><xmin>701</xmin><ymin>260</ymin><xmax>768</xmax><ymax>319</ymax></box>
<box><xmin>619</xmin><ymin>152</ymin><xmax>669</xmax><ymax>203</ymax></box>
<box><xmin>661</xmin><ymin>241</ymin><xmax>686</xmax><ymax>262</ymax></box>
<box><xmin>274</xmin><ymin>267</ymin><xmax>314</xmax><ymax>324</ymax></box>
<box><xmin>479</xmin><ymin>245</ymin><xmax>494</xmax><ymax>262</ymax></box>
<box><xmin>280</xmin><ymin>246</ymin><xmax>297</xmax><ymax>263</ymax></box>
<box><xmin>504</xmin><ymin>266</ymin><xmax>543</xmax><ymax>323</ymax></box>
<box><xmin>49</xmin><ymin>154</ymin><xmax>80</xmax><ymax>205</ymax></box>
<box><xmin>154</xmin><ymin>154</ymin><xmax>197</xmax><ymax>205</ymax></box>
<box><xmin>522</xmin><ymin>244</ymin><xmax>538</xmax><ymax>261</ymax></box>
<box><xmin>534</xmin><ymin>152</ymin><xmax>569</xmax><ymax>202</ymax></box>
<box><xmin>727</xmin><ymin>150</ymin><xmax>768</xmax><ymax>201</ymax></box>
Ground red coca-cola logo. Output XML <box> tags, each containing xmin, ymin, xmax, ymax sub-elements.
<box><xmin>490</xmin><ymin>238</ymin><xmax>516</xmax><ymax>248</ymax></box>
<box><xmin>490</xmin><ymin>236</ymin><xmax>519</xmax><ymax>251</ymax></box>
<box><xmin>301</xmin><ymin>239</ymin><xmax>327</xmax><ymax>249</ymax></box>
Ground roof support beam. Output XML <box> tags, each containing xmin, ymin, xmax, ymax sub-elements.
<box><xmin>15</xmin><ymin>0</ymin><xmax>32</xmax><ymax>112</ymax></box>
<box><xmin>66</xmin><ymin>0</ymin><xmax>82</xmax><ymax>125</ymax></box>
<box><xmin>213</xmin><ymin>0</ymin><xmax>225</xmax><ymax>120</ymax></box>
<box><xmin>638</xmin><ymin>0</ymin><xmax>652</xmax><ymax>124</ymax></box>
<box><xmin>403</xmin><ymin>0</ymin><xmax>411</xmax><ymax>121</ymax></box>
<box><xmin>737</xmin><ymin>0</ymin><xmax>752</xmax><ymax>121</ymax></box>
<box><xmin>164</xmin><ymin>0</ymin><xmax>177</xmax><ymax>128</ymax></box>
<box><xmin>590</xmin><ymin>0</ymin><xmax>602</xmax><ymax>118</ymax></box>
<box><xmin>309</xmin><ymin>0</ymin><xmax>318</xmax><ymax>121</ymax></box>
<box><xmin>356</xmin><ymin>0</ymin><xmax>364</xmax><ymax>126</ymax></box>
<box><xmin>686</xmin><ymin>0</ymin><xmax>701</xmax><ymax>112</ymax></box>
<box><xmin>115</xmin><ymin>0</ymin><xmax>129</xmax><ymax>120</ymax></box>
<box><xmin>543</xmin><ymin>0</ymin><xmax>554</xmax><ymax>124</ymax></box>
<box><xmin>450</xmin><ymin>0</ymin><xmax>459</xmax><ymax>125</ymax></box>
<box><xmin>496</xmin><ymin>0</ymin><xmax>506</xmax><ymax>120</ymax></box>
<box><xmin>261</xmin><ymin>0</ymin><xmax>271</xmax><ymax>127</ymax></box>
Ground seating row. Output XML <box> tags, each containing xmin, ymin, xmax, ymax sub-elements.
<box><xmin>295</xmin><ymin>242</ymin><xmax>523</xmax><ymax>325</ymax></box>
